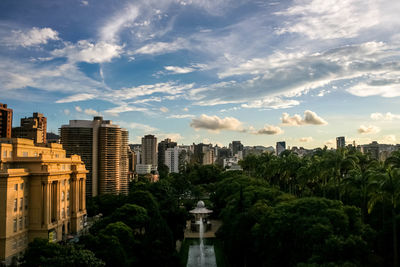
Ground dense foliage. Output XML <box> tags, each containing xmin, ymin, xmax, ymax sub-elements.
<box><xmin>22</xmin><ymin>148</ymin><xmax>400</xmax><ymax>266</ymax></box>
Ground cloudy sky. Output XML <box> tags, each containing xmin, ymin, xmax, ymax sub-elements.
<box><xmin>1</xmin><ymin>0</ymin><xmax>400</xmax><ymax>147</ymax></box>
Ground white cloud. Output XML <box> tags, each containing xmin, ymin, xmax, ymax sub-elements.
<box><xmin>133</xmin><ymin>38</ymin><xmax>186</xmax><ymax>55</ymax></box>
<box><xmin>275</xmin><ymin>0</ymin><xmax>380</xmax><ymax>40</ymax></box>
<box><xmin>164</xmin><ymin>66</ymin><xmax>195</xmax><ymax>74</ymax></box>
<box><xmin>104</xmin><ymin>105</ymin><xmax>150</xmax><ymax>116</ymax></box>
<box><xmin>241</xmin><ymin>97</ymin><xmax>300</xmax><ymax>109</ymax></box>
<box><xmin>358</xmin><ymin>125</ymin><xmax>381</xmax><ymax>134</ymax></box>
<box><xmin>190</xmin><ymin>114</ymin><xmax>245</xmax><ymax>132</ymax></box>
<box><xmin>281</xmin><ymin>110</ymin><xmax>327</xmax><ymax>126</ymax></box>
<box><xmin>3</xmin><ymin>27</ymin><xmax>59</xmax><ymax>47</ymax></box>
<box><xmin>75</xmin><ymin>106</ymin><xmax>83</xmax><ymax>112</ymax></box>
<box><xmin>371</xmin><ymin>112</ymin><xmax>400</xmax><ymax>121</ymax></box>
<box><xmin>160</xmin><ymin>107</ymin><xmax>169</xmax><ymax>113</ymax></box>
<box><xmin>63</xmin><ymin>109</ymin><xmax>70</xmax><ymax>115</ymax></box>
<box><xmin>253</xmin><ymin>125</ymin><xmax>283</xmax><ymax>135</ymax></box>
<box><xmin>84</xmin><ymin>108</ymin><xmax>100</xmax><ymax>116</ymax></box>
<box><xmin>56</xmin><ymin>93</ymin><xmax>96</xmax><ymax>103</ymax></box>
<box><xmin>299</xmin><ymin>136</ymin><xmax>313</xmax><ymax>142</ymax></box>
<box><xmin>51</xmin><ymin>40</ymin><xmax>123</xmax><ymax>63</ymax></box>
<box><xmin>347</xmin><ymin>81</ymin><xmax>400</xmax><ymax>98</ymax></box>
<box><xmin>81</xmin><ymin>0</ymin><xmax>89</xmax><ymax>6</ymax></box>
<box><xmin>167</xmin><ymin>114</ymin><xmax>195</xmax><ymax>119</ymax></box>
<box><xmin>116</xmin><ymin>121</ymin><xmax>157</xmax><ymax>133</ymax></box>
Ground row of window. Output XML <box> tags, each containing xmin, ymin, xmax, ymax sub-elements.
<box><xmin>12</xmin><ymin>236</ymin><xmax>28</xmax><ymax>250</ymax></box>
<box><xmin>2</xmin><ymin>150</ymin><xmax>12</xmax><ymax>158</ymax></box>
<box><xmin>13</xmin><ymin>216</ymin><xmax>28</xmax><ymax>232</ymax></box>
<box><xmin>13</xmin><ymin>198</ymin><xmax>28</xmax><ymax>212</ymax></box>
<box><xmin>14</xmin><ymin>182</ymin><xmax>25</xmax><ymax>191</ymax></box>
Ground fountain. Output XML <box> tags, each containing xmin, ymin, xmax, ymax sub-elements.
<box><xmin>187</xmin><ymin>201</ymin><xmax>217</xmax><ymax>267</ymax></box>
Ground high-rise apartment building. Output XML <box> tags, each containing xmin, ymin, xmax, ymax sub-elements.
<box><xmin>276</xmin><ymin>141</ymin><xmax>286</xmax><ymax>156</ymax></box>
<box><xmin>194</xmin><ymin>143</ymin><xmax>215</xmax><ymax>165</ymax></box>
<box><xmin>12</xmin><ymin>113</ymin><xmax>47</xmax><ymax>143</ymax></box>
<box><xmin>142</xmin><ymin>135</ymin><xmax>157</xmax><ymax>168</ymax></box>
<box><xmin>0</xmin><ymin>103</ymin><xmax>12</xmax><ymax>138</ymax></box>
<box><xmin>60</xmin><ymin>117</ymin><xmax>129</xmax><ymax>197</ymax></box>
<box><xmin>165</xmin><ymin>146</ymin><xmax>184</xmax><ymax>173</ymax></box>
<box><xmin>157</xmin><ymin>138</ymin><xmax>177</xmax><ymax>167</ymax></box>
<box><xmin>231</xmin><ymin>141</ymin><xmax>244</xmax><ymax>156</ymax></box>
<box><xmin>336</xmin><ymin>136</ymin><xmax>345</xmax><ymax>149</ymax></box>
<box><xmin>0</xmin><ymin>138</ymin><xmax>87</xmax><ymax>264</ymax></box>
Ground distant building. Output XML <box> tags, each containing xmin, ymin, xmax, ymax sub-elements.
<box><xmin>142</xmin><ymin>135</ymin><xmax>157</xmax><ymax>168</ymax></box>
<box><xmin>361</xmin><ymin>141</ymin><xmax>380</xmax><ymax>160</ymax></box>
<box><xmin>46</xmin><ymin>132</ymin><xmax>60</xmax><ymax>144</ymax></box>
<box><xmin>165</xmin><ymin>146</ymin><xmax>189</xmax><ymax>173</ymax></box>
<box><xmin>135</xmin><ymin>164</ymin><xmax>152</xmax><ymax>175</ymax></box>
<box><xmin>231</xmin><ymin>141</ymin><xmax>244</xmax><ymax>156</ymax></box>
<box><xmin>0</xmin><ymin>138</ymin><xmax>87</xmax><ymax>264</ymax></box>
<box><xmin>223</xmin><ymin>156</ymin><xmax>242</xmax><ymax>171</ymax></box>
<box><xmin>194</xmin><ymin>143</ymin><xmax>215</xmax><ymax>165</ymax></box>
<box><xmin>336</xmin><ymin>136</ymin><xmax>345</xmax><ymax>149</ymax></box>
<box><xmin>60</xmin><ymin>117</ymin><xmax>129</xmax><ymax>197</ymax></box>
<box><xmin>12</xmin><ymin>113</ymin><xmax>47</xmax><ymax>143</ymax></box>
<box><xmin>0</xmin><ymin>103</ymin><xmax>12</xmax><ymax>138</ymax></box>
<box><xmin>243</xmin><ymin>146</ymin><xmax>274</xmax><ymax>158</ymax></box>
<box><xmin>276</xmin><ymin>141</ymin><xmax>286</xmax><ymax>156</ymax></box>
<box><xmin>157</xmin><ymin>138</ymin><xmax>177</xmax><ymax>167</ymax></box>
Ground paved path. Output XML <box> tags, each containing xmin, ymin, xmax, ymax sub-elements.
<box><xmin>184</xmin><ymin>220</ymin><xmax>222</xmax><ymax>238</ymax></box>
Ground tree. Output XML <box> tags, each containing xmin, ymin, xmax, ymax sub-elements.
<box><xmin>21</xmin><ymin>238</ymin><xmax>104</xmax><ymax>267</ymax></box>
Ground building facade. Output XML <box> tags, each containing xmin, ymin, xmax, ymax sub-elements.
<box><xmin>165</xmin><ymin>146</ymin><xmax>182</xmax><ymax>173</ymax></box>
<box><xmin>141</xmin><ymin>135</ymin><xmax>157</xmax><ymax>168</ymax></box>
<box><xmin>194</xmin><ymin>143</ymin><xmax>215</xmax><ymax>165</ymax></box>
<box><xmin>60</xmin><ymin>117</ymin><xmax>129</xmax><ymax>197</ymax></box>
<box><xmin>0</xmin><ymin>138</ymin><xmax>87</xmax><ymax>264</ymax></box>
<box><xmin>0</xmin><ymin>103</ymin><xmax>12</xmax><ymax>139</ymax></box>
<box><xmin>157</xmin><ymin>138</ymin><xmax>177</xmax><ymax>167</ymax></box>
<box><xmin>336</xmin><ymin>136</ymin><xmax>345</xmax><ymax>149</ymax></box>
<box><xmin>276</xmin><ymin>141</ymin><xmax>286</xmax><ymax>156</ymax></box>
<box><xmin>12</xmin><ymin>113</ymin><xmax>47</xmax><ymax>144</ymax></box>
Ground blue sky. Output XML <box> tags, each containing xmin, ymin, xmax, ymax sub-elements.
<box><xmin>1</xmin><ymin>0</ymin><xmax>400</xmax><ymax>147</ymax></box>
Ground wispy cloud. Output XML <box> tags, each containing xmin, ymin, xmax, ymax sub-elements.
<box><xmin>168</xmin><ymin>114</ymin><xmax>195</xmax><ymax>119</ymax></box>
<box><xmin>241</xmin><ymin>97</ymin><xmax>300</xmax><ymax>109</ymax></box>
<box><xmin>299</xmin><ymin>136</ymin><xmax>313</xmax><ymax>142</ymax></box>
<box><xmin>371</xmin><ymin>112</ymin><xmax>400</xmax><ymax>120</ymax></box>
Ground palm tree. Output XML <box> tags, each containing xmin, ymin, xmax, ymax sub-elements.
<box><xmin>369</xmin><ymin>166</ymin><xmax>400</xmax><ymax>267</ymax></box>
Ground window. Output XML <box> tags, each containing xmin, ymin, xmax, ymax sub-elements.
<box><xmin>55</xmin><ymin>154</ymin><xmax>59</xmax><ymax>158</ymax></box>
<box><xmin>19</xmin><ymin>217</ymin><xmax>22</xmax><ymax>230</ymax></box>
<box><xmin>12</xmin><ymin>239</ymin><xmax>17</xmax><ymax>250</ymax></box>
<box><xmin>25</xmin><ymin>197</ymin><xmax>28</xmax><ymax>210</ymax></box>
<box><xmin>23</xmin><ymin>151</ymin><xmax>28</xmax><ymax>157</ymax></box>
<box><xmin>34</xmin><ymin>152</ymin><xmax>38</xmax><ymax>157</ymax></box>
<box><xmin>20</xmin><ymin>198</ymin><xmax>23</xmax><ymax>210</ymax></box>
<box><xmin>9</xmin><ymin>151</ymin><xmax>12</xmax><ymax>158</ymax></box>
<box><xmin>13</xmin><ymin>219</ymin><xmax>17</xmax><ymax>232</ymax></box>
<box><xmin>14</xmin><ymin>199</ymin><xmax>17</xmax><ymax>212</ymax></box>
<box><xmin>62</xmin><ymin>180</ymin><xmax>65</xmax><ymax>186</ymax></box>
<box><xmin>62</xmin><ymin>208</ymin><xmax>65</xmax><ymax>219</ymax></box>
<box><xmin>61</xmin><ymin>191</ymin><xmax>65</xmax><ymax>201</ymax></box>
<box><xmin>20</xmin><ymin>183</ymin><xmax>24</xmax><ymax>190</ymax></box>
<box><xmin>67</xmin><ymin>190</ymin><xmax>69</xmax><ymax>201</ymax></box>
<box><xmin>67</xmin><ymin>206</ymin><xmax>69</xmax><ymax>216</ymax></box>
<box><xmin>2</xmin><ymin>151</ymin><xmax>6</xmax><ymax>158</ymax></box>
<box><xmin>14</xmin><ymin>184</ymin><xmax>18</xmax><ymax>191</ymax></box>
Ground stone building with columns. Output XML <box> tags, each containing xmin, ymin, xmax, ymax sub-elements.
<box><xmin>0</xmin><ymin>138</ymin><xmax>87</xmax><ymax>265</ymax></box>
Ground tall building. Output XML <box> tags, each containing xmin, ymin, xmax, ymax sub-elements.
<box><xmin>12</xmin><ymin>113</ymin><xmax>47</xmax><ymax>143</ymax></box>
<box><xmin>0</xmin><ymin>103</ymin><xmax>12</xmax><ymax>138</ymax></box>
<box><xmin>231</xmin><ymin>141</ymin><xmax>244</xmax><ymax>156</ymax></box>
<box><xmin>142</xmin><ymin>135</ymin><xmax>157</xmax><ymax>168</ymax></box>
<box><xmin>60</xmin><ymin>117</ymin><xmax>129</xmax><ymax>197</ymax></box>
<box><xmin>276</xmin><ymin>141</ymin><xmax>286</xmax><ymax>156</ymax></box>
<box><xmin>165</xmin><ymin>146</ymin><xmax>183</xmax><ymax>173</ymax></box>
<box><xmin>0</xmin><ymin>138</ymin><xmax>87</xmax><ymax>264</ymax></box>
<box><xmin>194</xmin><ymin>143</ymin><xmax>215</xmax><ymax>165</ymax></box>
<box><xmin>336</xmin><ymin>136</ymin><xmax>345</xmax><ymax>149</ymax></box>
<box><xmin>157</xmin><ymin>138</ymin><xmax>177</xmax><ymax>167</ymax></box>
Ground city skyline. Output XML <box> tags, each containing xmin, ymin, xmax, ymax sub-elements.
<box><xmin>1</xmin><ymin>0</ymin><xmax>400</xmax><ymax>148</ymax></box>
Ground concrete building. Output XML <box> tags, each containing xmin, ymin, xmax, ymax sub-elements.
<box><xmin>0</xmin><ymin>104</ymin><xmax>13</xmax><ymax>138</ymax></box>
<box><xmin>157</xmin><ymin>138</ymin><xmax>177</xmax><ymax>167</ymax></box>
<box><xmin>194</xmin><ymin>143</ymin><xmax>215</xmax><ymax>165</ymax></box>
<box><xmin>142</xmin><ymin>135</ymin><xmax>157</xmax><ymax>168</ymax></box>
<box><xmin>135</xmin><ymin>164</ymin><xmax>152</xmax><ymax>175</ymax></box>
<box><xmin>60</xmin><ymin>117</ymin><xmax>129</xmax><ymax>197</ymax></box>
<box><xmin>165</xmin><ymin>146</ymin><xmax>183</xmax><ymax>173</ymax></box>
<box><xmin>0</xmin><ymin>138</ymin><xmax>87</xmax><ymax>264</ymax></box>
<box><xmin>231</xmin><ymin>141</ymin><xmax>244</xmax><ymax>156</ymax></box>
<box><xmin>12</xmin><ymin>113</ymin><xmax>47</xmax><ymax>144</ymax></box>
<box><xmin>336</xmin><ymin>136</ymin><xmax>345</xmax><ymax>149</ymax></box>
<box><xmin>276</xmin><ymin>141</ymin><xmax>286</xmax><ymax>156</ymax></box>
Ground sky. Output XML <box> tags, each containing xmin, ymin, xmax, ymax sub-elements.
<box><xmin>1</xmin><ymin>0</ymin><xmax>400</xmax><ymax>148</ymax></box>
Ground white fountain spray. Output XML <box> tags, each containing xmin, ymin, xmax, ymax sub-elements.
<box><xmin>199</xmin><ymin>217</ymin><xmax>205</xmax><ymax>266</ymax></box>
